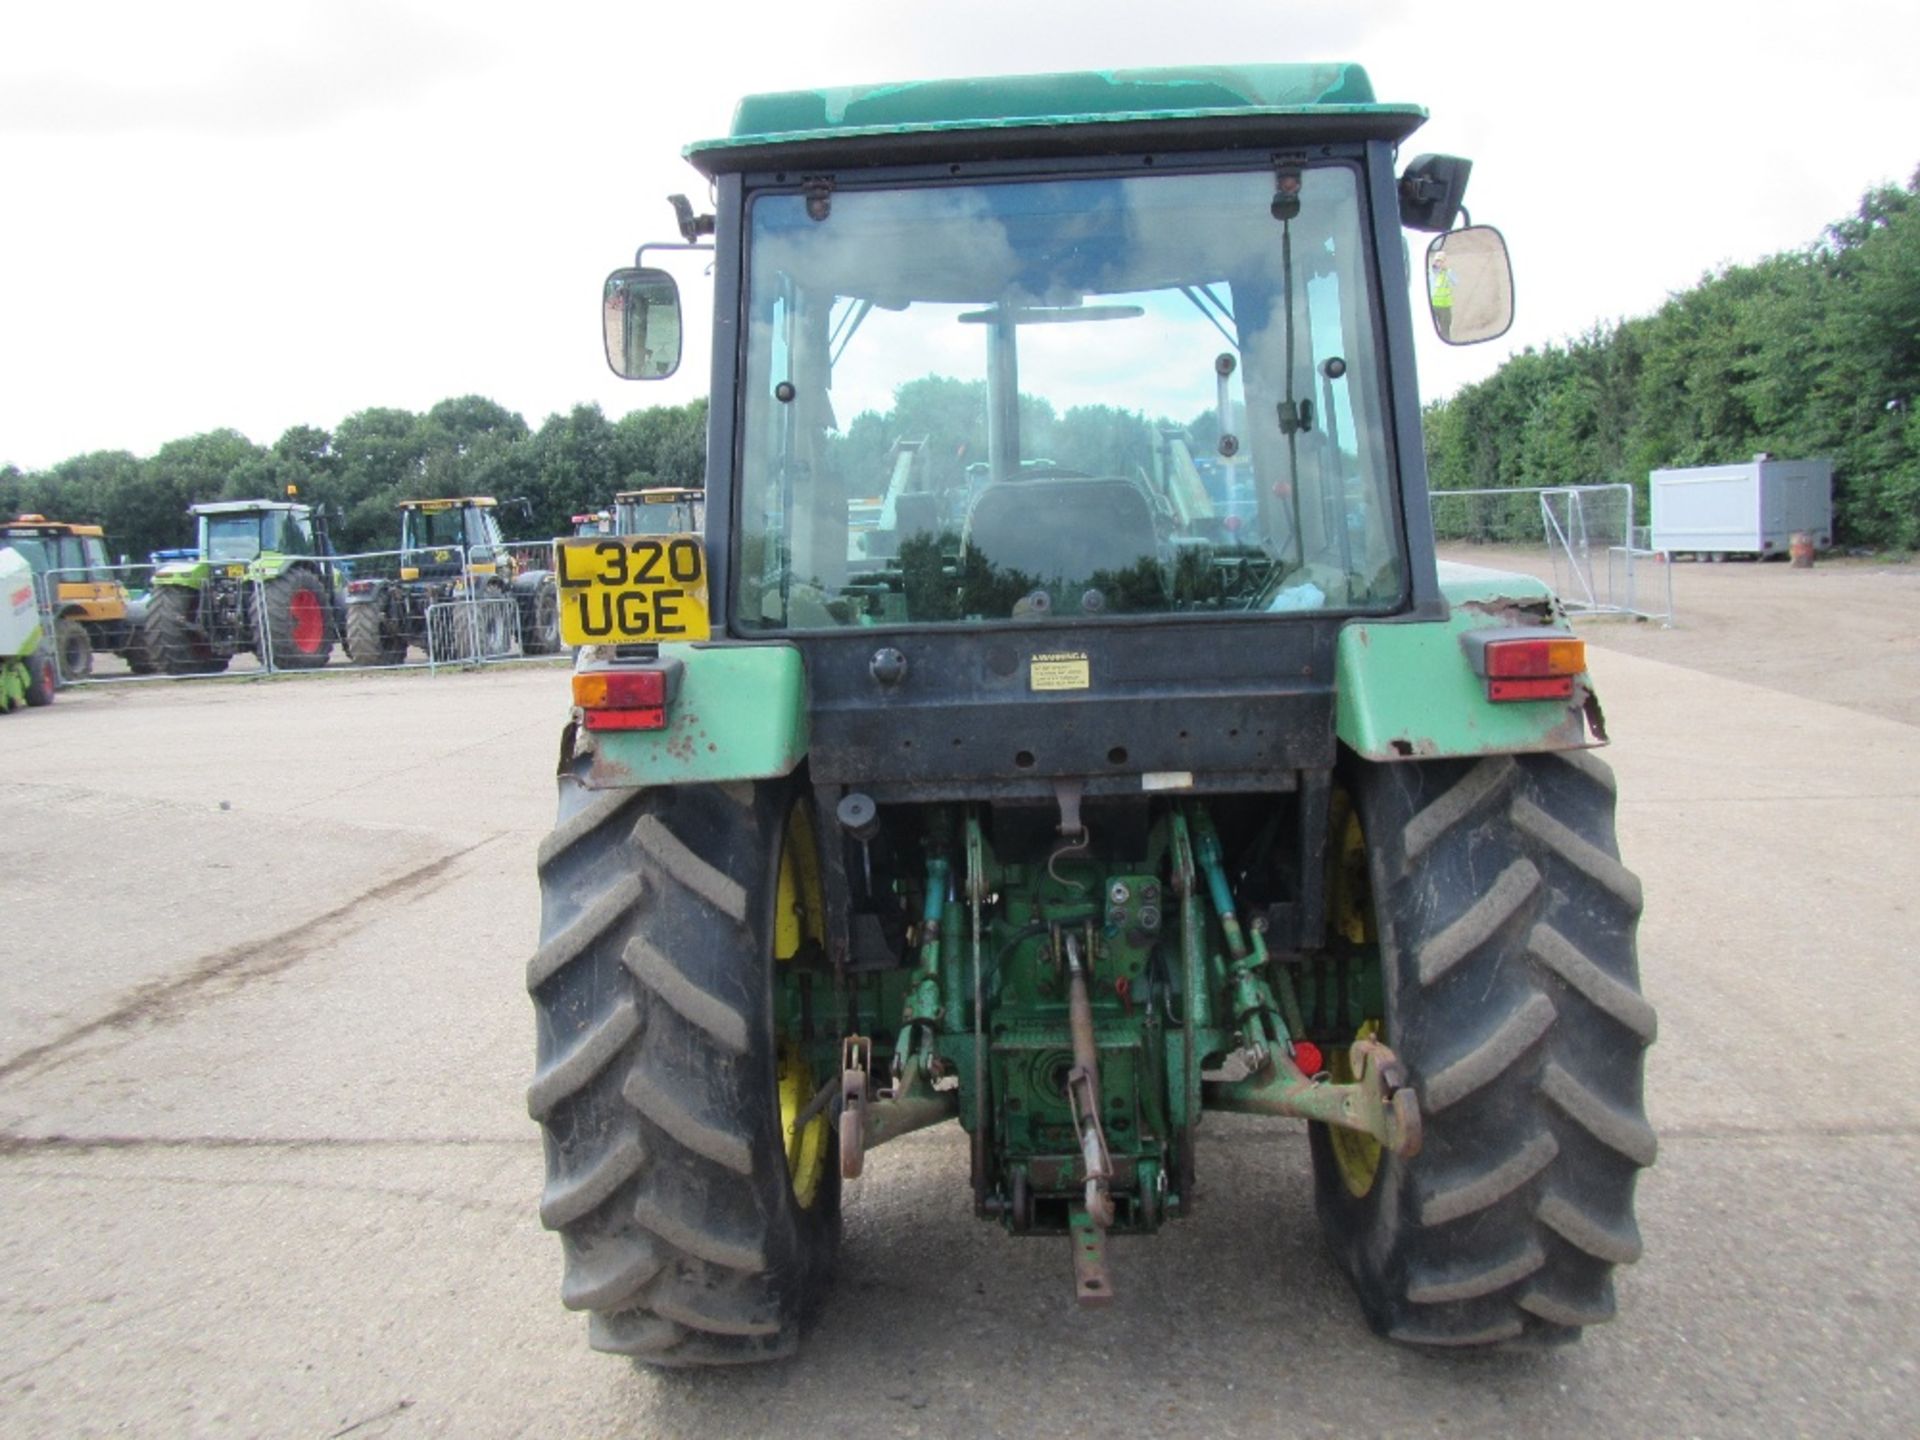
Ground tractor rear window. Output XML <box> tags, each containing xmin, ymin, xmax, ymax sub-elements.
<box><xmin>735</xmin><ymin>165</ymin><xmax>1402</xmax><ymax>631</ymax></box>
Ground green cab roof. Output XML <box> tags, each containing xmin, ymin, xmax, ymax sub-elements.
<box><xmin>687</xmin><ymin>64</ymin><xmax>1426</xmax><ymax>175</ymax></box>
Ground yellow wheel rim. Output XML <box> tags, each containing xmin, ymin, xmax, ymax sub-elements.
<box><xmin>1329</xmin><ymin>1020</ymin><xmax>1385</xmax><ymax>1198</ymax></box>
<box><xmin>1326</xmin><ymin>792</ymin><xmax>1386</xmax><ymax>1199</ymax></box>
<box><xmin>775</xmin><ymin>801</ymin><xmax>830</xmax><ymax>1210</ymax></box>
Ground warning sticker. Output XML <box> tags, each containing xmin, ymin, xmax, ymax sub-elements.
<box><xmin>1029</xmin><ymin>651</ymin><xmax>1090</xmax><ymax>691</ymax></box>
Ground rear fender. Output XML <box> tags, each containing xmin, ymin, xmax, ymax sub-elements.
<box><xmin>1335</xmin><ymin>562</ymin><xmax>1603</xmax><ymax>761</ymax></box>
<box><xmin>565</xmin><ymin>642</ymin><xmax>807</xmax><ymax>789</ymax></box>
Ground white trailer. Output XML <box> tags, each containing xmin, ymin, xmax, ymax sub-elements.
<box><xmin>1649</xmin><ymin>457</ymin><xmax>1833</xmax><ymax>559</ymax></box>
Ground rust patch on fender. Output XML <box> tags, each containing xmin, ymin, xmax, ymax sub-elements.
<box><xmin>1460</xmin><ymin>595</ymin><xmax>1558</xmax><ymax>628</ymax></box>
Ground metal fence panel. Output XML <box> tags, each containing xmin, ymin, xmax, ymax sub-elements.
<box><xmin>1429</xmin><ymin>484</ymin><xmax>1673</xmax><ymax>624</ymax></box>
<box><xmin>30</xmin><ymin>535</ymin><xmax>571</xmax><ymax>687</ymax></box>
<box><xmin>36</xmin><ymin>560</ymin><xmax>226</xmax><ymax>685</ymax></box>
<box><xmin>426</xmin><ymin>596</ymin><xmax>521</xmax><ymax>669</ymax></box>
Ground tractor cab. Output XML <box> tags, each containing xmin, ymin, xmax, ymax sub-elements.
<box><xmin>190</xmin><ymin>501</ymin><xmax>317</xmax><ymax>566</ymax></box>
<box><xmin>399</xmin><ymin>498</ymin><xmax>506</xmax><ymax>579</ymax></box>
<box><xmin>1</xmin><ymin>516</ymin><xmax>123</xmax><ymax>605</ymax></box>
<box><xmin>611</xmin><ymin>486</ymin><xmax>704</xmax><ymax>537</ymax></box>
<box><xmin>2</xmin><ymin>515</ymin><xmax>133</xmax><ymax>677</ymax></box>
<box><xmin>570</xmin><ymin>510</ymin><xmax>612</xmax><ymax>538</ymax></box>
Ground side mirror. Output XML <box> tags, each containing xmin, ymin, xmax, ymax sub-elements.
<box><xmin>1398</xmin><ymin>154</ymin><xmax>1472</xmax><ymax>233</ymax></box>
<box><xmin>603</xmin><ymin>268</ymin><xmax>683</xmax><ymax>380</ymax></box>
<box><xmin>1426</xmin><ymin>226</ymin><xmax>1515</xmax><ymax>346</ymax></box>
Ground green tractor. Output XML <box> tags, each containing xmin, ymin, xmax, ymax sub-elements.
<box><xmin>531</xmin><ymin>66</ymin><xmax>1653</xmax><ymax>1366</ymax></box>
<box><xmin>139</xmin><ymin>499</ymin><xmax>339</xmax><ymax>675</ymax></box>
<box><xmin>343</xmin><ymin>497</ymin><xmax>561</xmax><ymax>664</ymax></box>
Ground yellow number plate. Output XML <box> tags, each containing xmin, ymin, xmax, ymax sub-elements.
<box><xmin>554</xmin><ymin>536</ymin><xmax>711</xmax><ymax>646</ymax></box>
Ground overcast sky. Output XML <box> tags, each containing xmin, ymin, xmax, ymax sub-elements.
<box><xmin>1</xmin><ymin>0</ymin><xmax>1913</xmax><ymax>472</ymax></box>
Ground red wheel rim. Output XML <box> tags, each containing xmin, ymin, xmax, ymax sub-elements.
<box><xmin>40</xmin><ymin>659</ymin><xmax>56</xmax><ymax>696</ymax></box>
<box><xmin>291</xmin><ymin>590</ymin><xmax>325</xmax><ymax>652</ymax></box>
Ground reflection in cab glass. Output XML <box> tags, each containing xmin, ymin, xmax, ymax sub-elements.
<box><xmin>736</xmin><ymin>167</ymin><xmax>1403</xmax><ymax>631</ymax></box>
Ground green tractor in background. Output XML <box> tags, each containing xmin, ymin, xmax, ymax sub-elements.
<box><xmin>343</xmin><ymin>497</ymin><xmax>561</xmax><ymax>664</ymax></box>
<box><xmin>139</xmin><ymin>498</ymin><xmax>339</xmax><ymax>675</ymax></box>
<box><xmin>531</xmin><ymin>66</ymin><xmax>1653</xmax><ymax>1366</ymax></box>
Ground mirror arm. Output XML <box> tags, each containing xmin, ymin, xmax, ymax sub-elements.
<box><xmin>636</xmin><ymin>240</ymin><xmax>714</xmax><ymax>267</ymax></box>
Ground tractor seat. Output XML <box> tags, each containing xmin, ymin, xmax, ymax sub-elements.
<box><xmin>963</xmin><ymin>477</ymin><xmax>1161</xmax><ymax>592</ymax></box>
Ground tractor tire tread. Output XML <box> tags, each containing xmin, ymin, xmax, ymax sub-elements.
<box><xmin>559</xmin><ymin>1230</ymin><xmax>665</xmax><ymax>1313</ymax></box>
<box><xmin>344</xmin><ymin>604</ymin><xmax>395</xmax><ymax>667</ymax></box>
<box><xmin>529</xmin><ymin>774</ymin><xmax>836</xmax><ymax>1366</ymax></box>
<box><xmin>527</xmin><ymin>995</ymin><xmax>641</xmax><ymax>1122</ymax></box>
<box><xmin>139</xmin><ymin>586</ymin><xmax>222</xmax><ymax>676</ymax></box>
<box><xmin>1413</xmin><ymin>856</ymin><xmax>1539</xmax><ymax>985</ymax></box>
<box><xmin>258</xmin><ymin>569</ymin><xmax>331</xmax><ymax>670</ymax></box>
<box><xmin>55</xmin><ymin>617</ymin><xmax>93</xmax><ymax>679</ymax></box>
<box><xmin>1406</xmin><ymin>1240</ymin><xmax>1546</xmax><ymax>1305</ymax></box>
<box><xmin>1313</xmin><ymin>751</ymin><xmax>1653</xmax><ymax>1348</ymax></box>
<box><xmin>1420</xmin><ymin>990</ymin><xmax>1557</xmax><ymax>1112</ymax></box>
<box><xmin>620</xmin><ymin>936</ymin><xmax>751</xmax><ymax>1054</ymax></box>
<box><xmin>1518</xmin><ymin>1275</ymin><xmax>1617</xmax><ymax>1328</ymax></box>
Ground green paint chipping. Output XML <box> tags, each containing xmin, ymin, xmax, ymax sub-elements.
<box><xmin>1336</xmin><ymin>562</ymin><xmax>1596</xmax><ymax>761</ymax></box>
<box><xmin>586</xmin><ymin>643</ymin><xmax>808</xmax><ymax>787</ymax></box>
<box><xmin>689</xmin><ymin>64</ymin><xmax>1423</xmax><ymax>167</ymax></box>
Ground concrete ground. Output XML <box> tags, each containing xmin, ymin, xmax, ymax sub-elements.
<box><xmin>1</xmin><ymin>589</ymin><xmax>1916</xmax><ymax>1436</ymax></box>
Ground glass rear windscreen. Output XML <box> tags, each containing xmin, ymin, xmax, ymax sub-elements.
<box><xmin>737</xmin><ymin>165</ymin><xmax>1402</xmax><ymax>630</ymax></box>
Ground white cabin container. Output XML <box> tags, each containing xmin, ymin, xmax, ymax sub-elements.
<box><xmin>1649</xmin><ymin>457</ymin><xmax>1833</xmax><ymax>558</ymax></box>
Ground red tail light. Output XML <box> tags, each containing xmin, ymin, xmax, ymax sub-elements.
<box><xmin>572</xmin><ymin>660</ymin><xmax>679</xmax><ymax>731</ymax></box>
<box><xmin>1461</xmin><ymin>629</ymin><xmax>1586</xmax><ymax>703</ymax></box>
<box><xmin>575</xmin><ymin>670</ymin><xmax>666</xmax><ymax>709</ymax></box>
<box><xmin>1484</xmin><ymin>636</ymin><xmax>1585</xmax><ymax>679</ymax></box>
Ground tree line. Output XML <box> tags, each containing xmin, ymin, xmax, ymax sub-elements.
<box><xmin>1424</xmin><ymin>169</ymin><xmax>1920</xmax><ymax>550</ymax></box>
<box><xmin>0</xmin><ymin>397</ymin><xmax>709</xmax><ymax>565</ymax></box>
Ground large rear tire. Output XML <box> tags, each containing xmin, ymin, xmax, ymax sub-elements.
<box><xmin>257</xmin><ymin>570</ymin><xmax>332</xmax><ymax>670</ymax></box>
<box><xmin>1310</xmin><ymin>749</ymin><xmax>1655</xmax><ymax>1347</ymax></box>
<box><xmin>139</xmin><ymin>586</ymin><xmax>227</xmax><ymax>675</ymax></box>
<box><xmin>528</xmin><ymin>771</ymin><xmax>840</xmax><ymax>1366</ymax></box>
